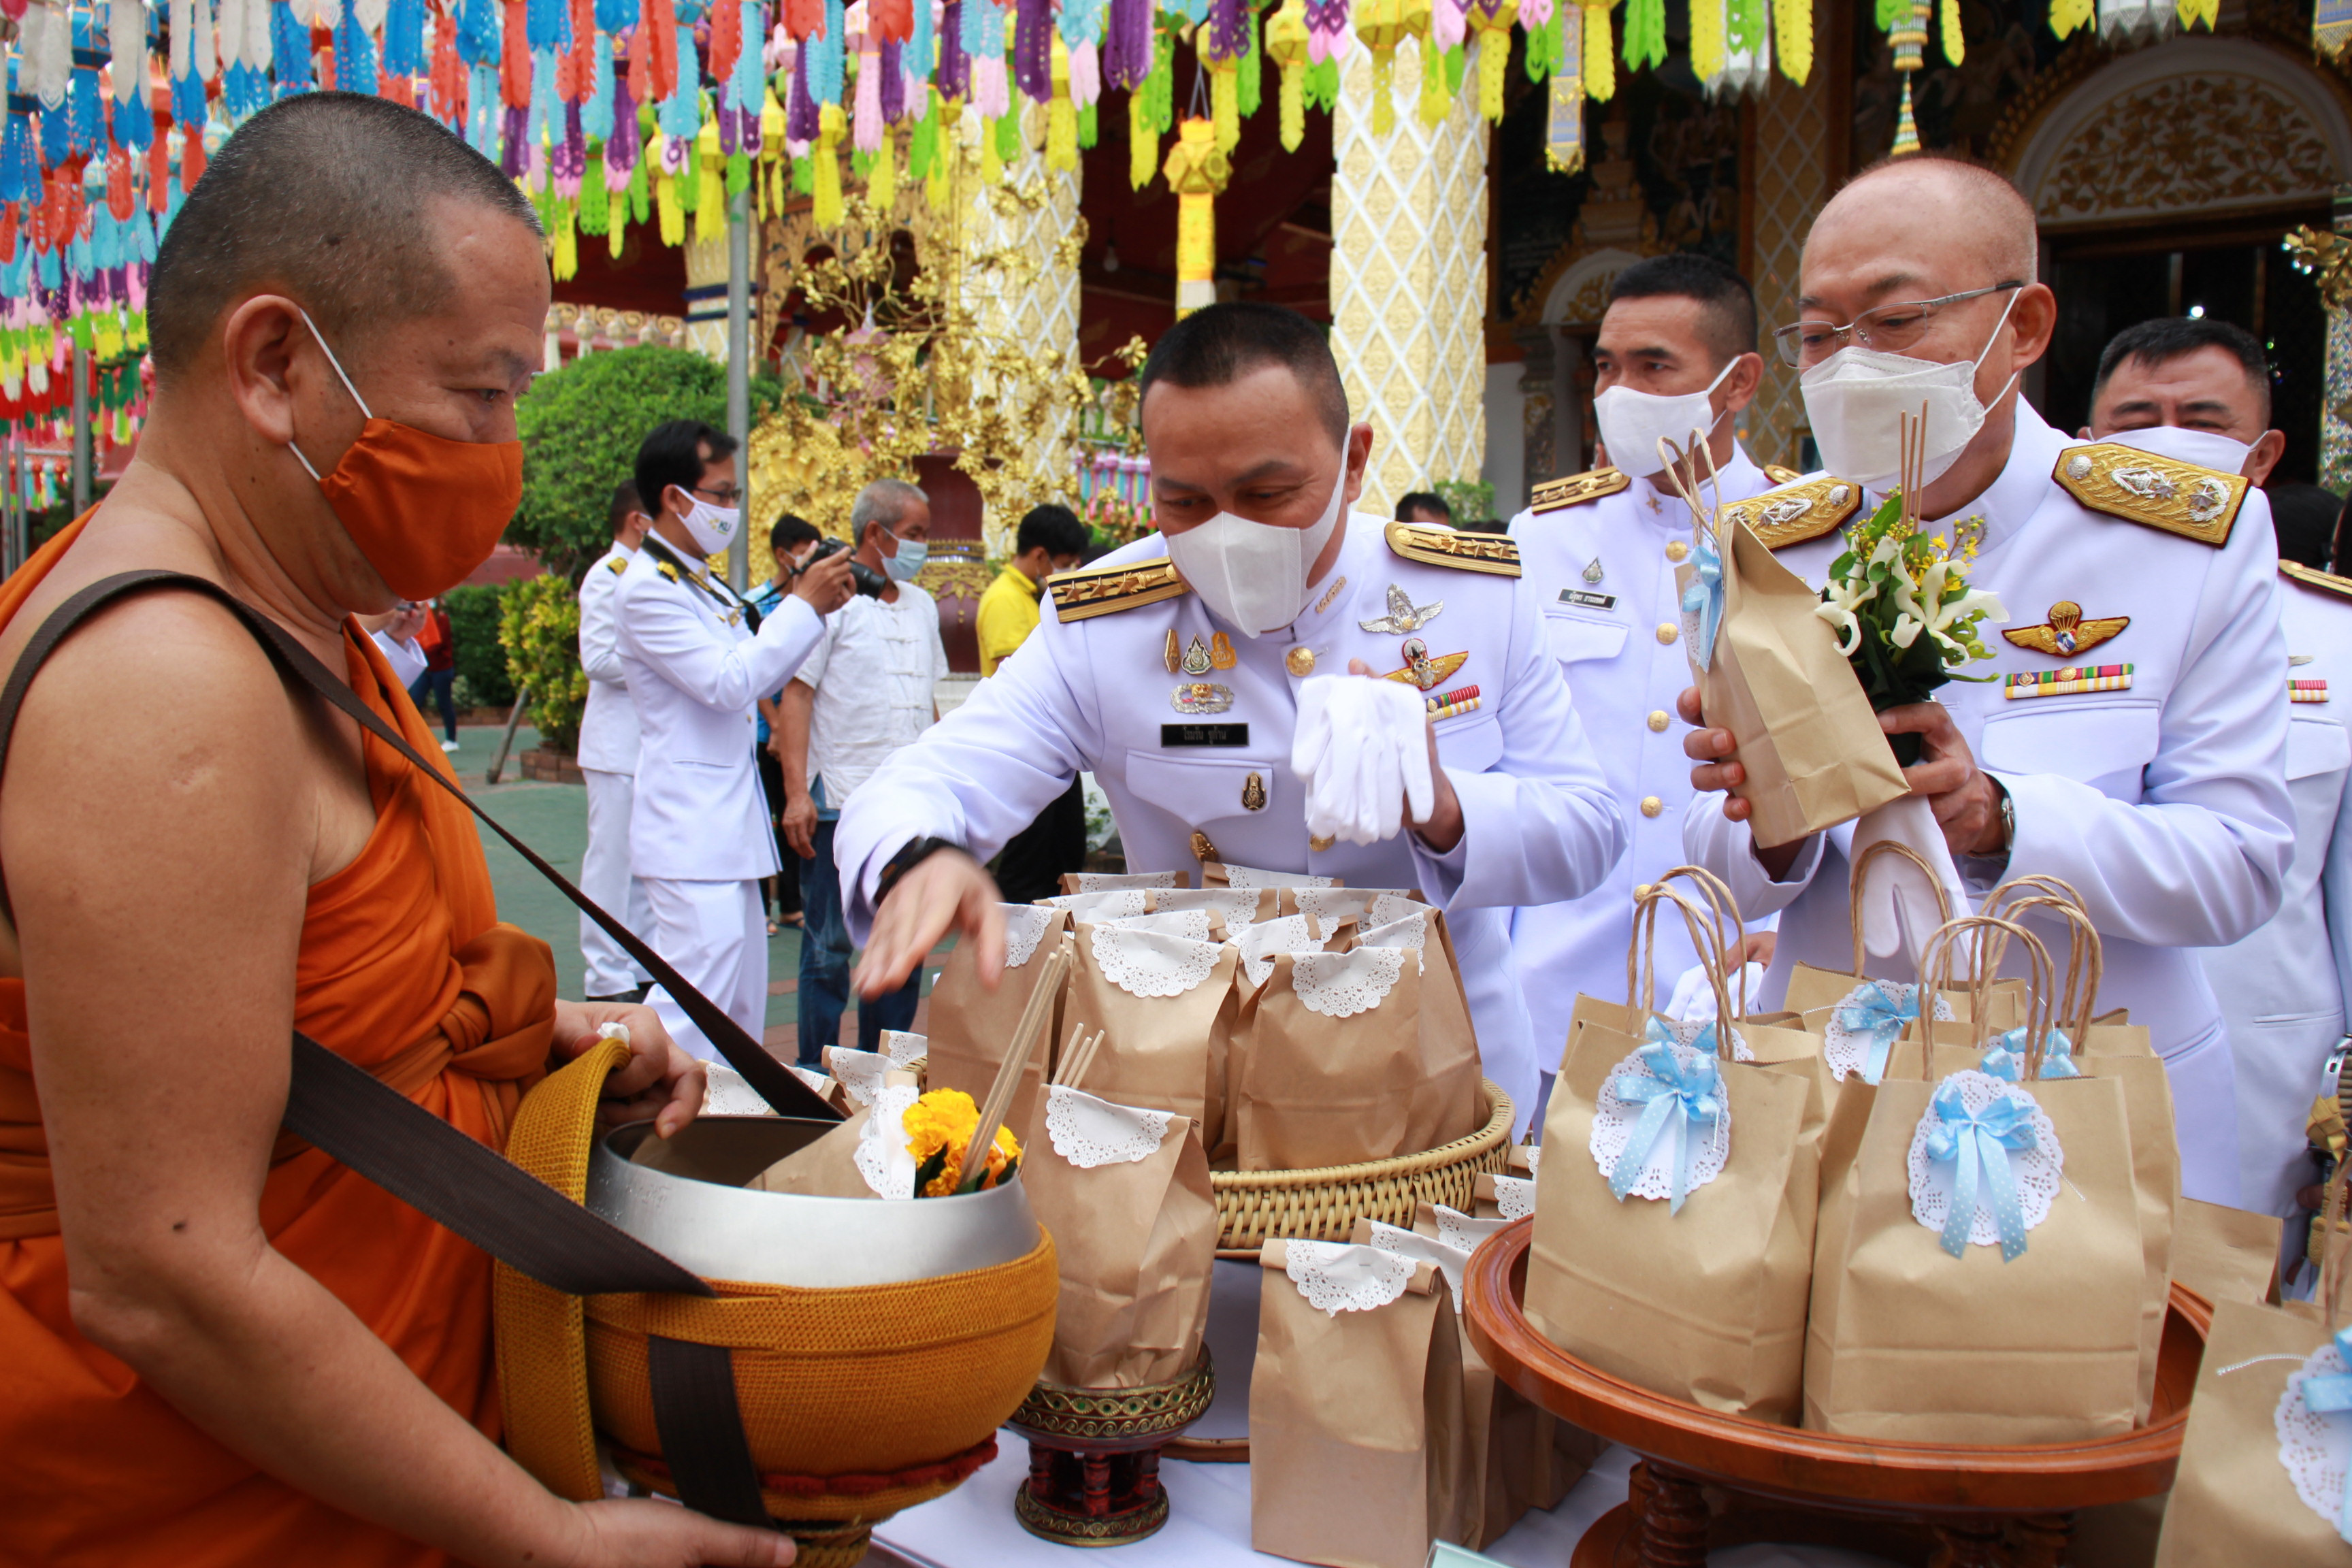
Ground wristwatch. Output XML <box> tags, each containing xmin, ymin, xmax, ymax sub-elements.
<box><xmin>874</xmin><ymin>836</ymin><xmax>968</xmax><ymax>906</ymax></box>
<box><xmin>1997</xmin><ymin>783</ymin><xmax>2016</xmax><ymax>853</ymax></box>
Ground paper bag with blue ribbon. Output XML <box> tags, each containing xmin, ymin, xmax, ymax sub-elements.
<box><xmin>1658</xmin><ymin>436</ymin><xmax>1908</xmax><ymax>850</ymax></box>
<box><xmin>2155</xmin><ymin>1163</ymin><xmax>2352</xmax><ymax>1567</ymax></box>
<box><xmin>1526</xmin><ymin>885</ymin><xmax>1829</xmax><ymax>1424</ymax></box>
<box><xmin>1804</xmin><ymin>916</ymin><xmax>2145</xmax><ymax>1443</ymax></box>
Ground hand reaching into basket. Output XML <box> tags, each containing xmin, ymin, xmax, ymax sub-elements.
<box><xmin>562</xmin><ymin>1497</ymin><xmax>797</xmax><ymax>1567</ymax></box>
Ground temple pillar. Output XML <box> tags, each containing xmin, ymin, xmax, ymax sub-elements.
<box><xmin>684</xmin><ymin>234</ymin><xmax>732</xmax><ymax>361</ymax></box>
<box><xmin>1330</xmin><ymin>42</ymin><xmax>1489</xmax><ymax>517</ymax></box>
<box><xmin>1744</xmin><ymin>71</ymin><xmax>1833</xmax><ymax>471</ymax></box>
<box><xmin>2325</xmin><ymin>185</ymin><xmax>2352</xmax><ymax>493</ymax></box>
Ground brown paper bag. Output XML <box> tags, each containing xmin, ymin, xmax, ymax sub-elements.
<box><xmin>1525</xmin><ymin>888</ymin><xmax>1827</xmax><ymax>1421</ymax></box>
<box><xmin>1059</xmin><ymin>870</ymin><xmax>1186</xmax><ymax>896</ymax></box>
<box><xmin>1677</xmin><ymin>513</ymin><xmax>1908</xmax><ymax>849</ymax></box>
<box><xmin>1152</xmin><ymin>886</ymin><xmax>1280</xmax><ymax>923</ymax></box>
<box><xmin>1250</xmin><ymin>1238</ymin><xmax>1467</xmax><ymax>1568</ymax></box>
<box><xmin>2173</xmin><ymin>1197</ymin><xmax>2283</xmax><ymax>1307</ymax></box>
<box><xmin>1782</xmin><ymin>842</ymin><xmax>2024</xmax><ymax>1045</ymax></box>
<box><xmin>924</xmin><ymin>904</ymin><xmax>1070</xmax><ymax>1137</ymax></box>
<box><xmin>749</xmin><ymin>1105</ymin><xmax>880</xmax><ymax>1198</ymax></box>
<box><xmin>1806</xmin><ymin>917</ymin><xmax>2145</xmax><ymax>1441</ymax></box>
<box><xmin>1235</xmin><ymin>944</ymin><xmax>1438</xmax><ymax>1170</ymax></box>
<box><xmin>1064</xmin><ymin>920</ymin><xmax>1239</xmax><ymax>1149</ymax></box>
<box><xmin>1021</xmin><ymin>1084</ymin><xmax>1218</xmax><ymax>1388</ymax></box>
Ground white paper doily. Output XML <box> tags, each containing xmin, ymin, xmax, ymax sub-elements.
<box><xmin>1068</xmin><ymin>871</ymin><xmax>1180</xmax><ymax>893</ymax></box>
<box><xmin>703</xmin><ymin>1066</ymin><xmax>782</xmax><ymax>1117</ymax></box>
<box><xmin>1823</xmin><ymin>980</ymin><xmax>1955</xmax><ymax>1083</ymax></box>
<box><xmin>1588</xmin><ymin>1041</ymin><xmax>1733</xmax><ymax>1203</ymax></box>
<box><xmin>1284</xmin><ymin>1239</ymin><xmax>1415</xmax><ymax>1317</ymax></box>
<box><xmin>1047</xmin><ymin>889</ymin><xmax>1152</xmax><ymax>920</ymax></box>
<box><xmin>1649</xmin><ymin>1013</ymin><xmax>1752</xmax><ymax>1064</ymax></box>
<box><xmin>1094</xmin><ymin>908</ymin><xmax>1217</xmax><ymax>943</ymax></box>
<box><xmin>2276</xmin><ymin>1340</ymin><xmax>2352</xmax><ymax>1530</ymax></box>
<box><xmin>1235</xmin><ymin>913</ymin><xmax>1326</xmax><ymax>987</ymax></box>
<box><xmin>1520</xmin><ymin>1144</ymin><xmax>1543</xmax><ymax>1175</ymax></box>
<box><xmin>1433</xmin><ymin>1205</ymin><xmax>1510</xmax><ymax>1254</ymax></box>
<box><xmin>1365</xmin><ymin>1220</ymin><xmax>1468</xmax><ymax>1310</ymax></box>
<box><xmin>823</xmin><ymin>1047</ymin><xmax>891</xmax><ymax>1109</ymax></box>
<box><xmin>1906</xmin><ymin>1070</ymin><xmax>2061</xmax><ymax>1250</ymax></box>
<box><xmin>786</xmin><ymin>1063</ymin><xmax>833</xmax><ymax>1098</ymax></box>
<box><xmin>1222</xmin><ymin>865</ymin><xmax>1340</xmax><ymax>889</ymax></box>
<box><xmin>1357</xmin><ymin>909</ymin><xmax>1431</xmax><ymax>953</ymax></box>
<box><xmin>852</xmin><ymin>1084</ymin><xmax>921</xmax><ymax>1200</ymax></box>
<box><xmin>1153</xmin><ymin>889</ymin><xmax>1265</xmax><ymax>921</ymax></box>
<box><xmin>877</xmin><ymin>1029</ymin><xmax>928</xmax><ymax>1068</ymax></box>
<box><xmin>1488</xmin><ymin>1174</ymin><xmax>1537</xmax><ymax>1220</ymax></box>
<box><xmin>1044</xmin><ymin>1085</ymin><xmax>1174</xmax><ymax>1169</ymax></box>
<box><xmin>1089</xmin><ymin>924</ymin><xmax>1222</xmax><ymax>998</ymax></box>
<box><xmin>1000</xmin><ymin>904</ymin><xmax>1060</xmax><ymax>968</ymax></box>
<box><xmin>1290</xmin><ymin>947</ymin><xmax>1410</xmax><ymax>1017</ymax></box>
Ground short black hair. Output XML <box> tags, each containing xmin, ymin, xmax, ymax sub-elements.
<box><xmin>149</xmin><ymin>92</ymin><xmax>539</xmax><ymax>382</ymax></box>
<box><xmin>1607</xmin><ymin>252</ymin><xmax>1759</xmax><ymax>363</ymax></box>
<box><xmin>608</xmin><ymin>480</ymin><xmax>642</xmax><ymax>535</ymax></box>
<box><xmin>635</xmin><ymin>421</ymin><xmax>736</xmax><ymax>518</ymax></box>
<box><xmin>1137</xmin><ymin>302</ymin><xmax>1350</xmax><ymax>448</ymax></box>
<box><xmin>1394</xmin><ymin>491</ymin><xmax>1452</xmax><ymax>523</ymax></box>
<box><xmin>770</xmin><ymin>513</ymin><xmax>822</xmax><ymax>553</ymax></box>
<box><xmin>1016</xmin><ymin>504</ymin><xmax>1088</xmax><ymax>559</ymax></box>
<box><xmin>2092</xmin><ymin>316</ymin><xmax>2273</xmax><ymax>425</ymax></box>
<box><xmin>2269</xmin><ymin>482</ymin><xmax>2340</xmax><ymax>570</ymax></box>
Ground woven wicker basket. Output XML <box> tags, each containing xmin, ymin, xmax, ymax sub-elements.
<box><xmin>1211</xmin><ymin>1079</ymin><xmax>1513</xmax><ymax>1256</ymax></box>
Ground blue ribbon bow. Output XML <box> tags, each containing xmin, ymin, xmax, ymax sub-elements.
<box><xmin>2298</xmin><ymin>1326</ymin><xmax>2352</xmax><ymax>1544</ymax></box>
<box><xmin>1610</xmin><ymin>1023</ymin><xmax>1727</xmax><ymax>1214</ymax></box>
<box><xmin>1922</xmin><ymin>1077</ymin><xmax>2041</xmax><ymax>1262</ymax></box>
<box><xmin>1834</xmin><ymin>981</ymin><xmax>1919</xmax><ymax>1085</ymax></box>
<box><xmin>1679</xmin><ymin>533</ymin><xmax>1725</xmax><ymax>672</ymax></box>
<box><xmin>1980</xmin><ymin>1026</ymin><xmax>2080</xmax><ymax>1082</ymax></box>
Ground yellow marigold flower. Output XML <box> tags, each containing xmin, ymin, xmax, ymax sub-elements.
<box><xmin>904</xmin><ymin>1088</ymin><xmax>1024</xmax><ymax>1196</ymax></box>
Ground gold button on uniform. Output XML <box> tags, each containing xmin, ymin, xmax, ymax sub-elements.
<box><xmin>1286</xmin><ymin>646</ymin><xmax>1316</xmax><ymax>676</ymax></box>
<box><xmin>1647</xmin><ymin>710</ymin><xmax>1669</xmax><ymax>732</ymax></box>
<box><xmin>1640</xmin><ymin>796</ymin><xmax>1664</xmax><ymax>818</ymax></box>
<box><xmin>1656</xmin><ymin>622</ymin><xmax>1678</xmax><ymax>645</ymax></box>
<box><xmin>1665</xmin><ymin>540</ymin><xmax>1689</xmax><ymax>563</ymax></box>
<box><xmin>1309</xmin><ymin>833</ymin><xmax>1335</xmax><ymax>852</ymax></box>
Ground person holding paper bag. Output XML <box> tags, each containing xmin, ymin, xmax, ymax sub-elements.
<box><xmin>834</xmin><ymin>303</ymin><xmax>1627</xmax><ymax>1128</ymax></box>
<box><xmin>1679</xmin><ymin>154</ymin><xmax>2293</xmax><ymax>1204</ymax></box>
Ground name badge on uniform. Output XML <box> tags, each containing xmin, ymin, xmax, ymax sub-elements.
<box><xmin>1558</xmin><ymin>589</ymin><xmax>1616</xmax><ymax>611</ymax></box>
<box><xmin>1162</xmin><ymin>723</ymin><xmax>1250</xmax><ymax>747</ymax></box>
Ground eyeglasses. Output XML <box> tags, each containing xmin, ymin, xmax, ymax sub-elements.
<box><xmin>692</xmin><ymin>482</ymin><xmax>743</xmax><ymax>505</ymax></box>
<box><xmin>1771</xmin><ymin>282</ymin><xmax>2025</xmax><ymax>368</ymax></box>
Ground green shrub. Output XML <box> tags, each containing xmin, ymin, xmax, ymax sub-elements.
<box><xmin>442</xmin><ymin>583</ymin><xmax>514</xmax><ymax>708</ymax></box>
<box><xmin>498</xmin><ymin>574</ymin><xmax>587</xmax><ymax>752</ymax></box>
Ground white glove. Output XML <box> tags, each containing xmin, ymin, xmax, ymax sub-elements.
<box><xmin>1849</xmin><ymin>794</ymin><xmax>1974</xmax><ymax>972</ymax></box>
<box><xmin>1291</xmin><ymin>674</ymin><xmax>1436</xmax><ymax>846</ymax></box>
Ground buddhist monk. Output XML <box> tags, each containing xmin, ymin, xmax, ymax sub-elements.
<box><xmin>0</xmin><ymin>92</ymin><xmax>827</xmax><ymax>1566</ymax></box>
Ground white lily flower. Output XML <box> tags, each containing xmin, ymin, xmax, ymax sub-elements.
<box><xmin>1816</xmin><ymin>598</ymin><xmax>1862</xmax><ymax>655</ymax></box>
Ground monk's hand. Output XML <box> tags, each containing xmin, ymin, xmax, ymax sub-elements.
<box><xmin>553</xmin><ymin>999</ymin><xmax>706</xmax><ymax>1139</ymax></box>
<box><xmin>854</xmin><ymin>849</ymin><xmax>1002</xmax><ymax>999</ymax></box>
<box><xmin>566</xmin><ymin>1497</ymin><xmax>795</xmax><ymax>1567</ymax></box>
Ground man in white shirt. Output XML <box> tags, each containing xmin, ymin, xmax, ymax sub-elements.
<box><xmin>576</xmin><ymin>480</ymin><xmax>655</xmax><ymax>1001</ymax></box>
<box><xmin>615</xmin><ymin>420</ymin><xmax>855</xmax><ymax>1060</ymax></box>
<box><xmin>365</xmin><ymin>602</ymin><xmax>429</xmax><ymax>689</ymax></box>
<box><xmin>776</xmin><ymin>478</ymin><xmax>950</xmax><ymax>1061</ymax></box>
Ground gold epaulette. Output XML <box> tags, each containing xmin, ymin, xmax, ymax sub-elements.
<box><xmin>606</xmin><ymin>555</ymin><xmax>627</xmax><ymax>576</ymax></box>
<box><xmin>1762</xmin><ymin>463</ymin><xmax>1801</xmax><ymax>485</ymax></box>
<box><xmin>655</xmin><ymin>559</ymin><xmax>682</xmax><ymax>583</ymax></box>
<box><xmin>1529</xmin><ymin>468</ymin><xmax>1630</xmax><ymax>514</ymax></box>
<box><xmin>2283</xmin><ymin>561</ymin><xmax>2352</xmax><ymax>601</ymax></box>
<box><xmin>1718</xmin><ymin>474</ymin><xmax>1863</xmax><ymax>550</ymax></box>
<box><xmin>1385</xmin><ymin>521</ymin><xmax>1520</xmax><ymax>576</ymax></box>
<box><xmin>1047</xmin><ymin>557</ymin><xmax>1189</xmax><ymax>621</ymax></box>
<box><xmin>2055</xmin><ymin>444</ymin><xmax>2247</xmax><ymax>546</ymax></box>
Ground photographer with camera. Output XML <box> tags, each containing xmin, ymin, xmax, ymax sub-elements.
<box><xmin>774</xmin><ymin>478</ymin><xmax>947</xmax><ymax>1064</ymax></box>
<box><xmin>613</xmin><ymin>420</ymin><xmax>856</xmax><ymax>1061</ymax></box>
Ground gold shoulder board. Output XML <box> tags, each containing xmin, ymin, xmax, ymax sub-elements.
<box><xmin>655</xmin><ymin>559</ymin><xmax>681</xmax><ymax>583</ymax></box>
<box><xmin>2054</xmin><ymin>444</ymin><xmax>2247</xmax><ymax>546</ymax></box>
<box><xmin>1384</xmin><ymin>521</ymin><xmax>1521</xmax><ymax>577</ymax></box>
<box><xmin>2282</xmin><ymin>561</ymin><xmax>2352</xmax><ymax>602</ymax></box>
<box><xmin>1718</xmin><ymin>474</ymin><xmax>1863</xmax><ymax>550</ymax></box>
<box><xmin>1528</xmin><ymin>468</ymin><xmax>1630</xmax><ymax>514</ymax></box>
<box><xmin>606</xmin><ymin>555</ymin><xmax>627</xmax><ymax>576</ymax></box>
<box><xmin>1762</xmin><ymin>463</ymin><xmax>1801</xmax><ymax>486</ymax></box>
<box><xmin>1047</xmin><ymin>557</ymin><xmax>1189</xmax><ymax>622</ymax></box>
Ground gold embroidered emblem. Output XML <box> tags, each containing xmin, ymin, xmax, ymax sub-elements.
<box><xmin>1382</xmin><ymin>638</ymin><xmax>1470</xmax><ymax>691</ymax></box>
<box><xmin>2053</xmin><ymin>444</ymin><xmax>2248</xmax><ymax>546</ymax></box>
<box><xmin>1762</xmin><ymin>463</ymin><xmax>1802</xmax><ymax>486</ymax></box>
<box><xmin>1047</xmin><ymin>558</ymin><xmax>1189</xmax><ymax>621</ymax></box>
<box><xmin>1719</xmin><ymin>474</ymin><xmax>1862</xmax><ymax>550</ymax></box>
<box><xmin>2003</xmin><ymin>601</ymin><xmax>2131</xmax><ymax>659</ymax></box>
<box><xmin>2282</xmin><ymin>561</ymin><xmax>2352</xmax><ymax>602</ymax></box>
<box><xmin>1529</xmin><ymin>468</ymin><xmax>1631</xmax><ymax>514</ymax></box>
<box><xmin>1384</xmin><ymin>521</ymin><xmax>1520</xmax><ymax>577</ymax></box>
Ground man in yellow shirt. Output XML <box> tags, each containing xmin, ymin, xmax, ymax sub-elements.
<box><xmin>979</xmin><ymin>504</ymin><xmax>1092</xmax><ymax>899</ymax></box>
<box><xmin>977</xmin><ymin>504</ymin><xmax>1090</xmax><ymax>676</ymax></box>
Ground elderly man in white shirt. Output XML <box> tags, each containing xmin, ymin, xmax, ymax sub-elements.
<box><xmin>774</xmin><ymin>478</ymin><xmax>951</xmax><ymax>1062</ymax></box>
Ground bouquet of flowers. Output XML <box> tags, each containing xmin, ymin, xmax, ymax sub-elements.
<box><xmin>1812</xmin><ymin>416</ymin><xmax>2006</xmax><ymax>765</ymax></box>
<box><xmin>904</xmin><ymin>1088</ymin><xmax>1024</xmax><ymax>1196</ymax></box>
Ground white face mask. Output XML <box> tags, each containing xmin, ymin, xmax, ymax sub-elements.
<box><xmin>1799</xmin><ymin>289</ymin><xmax>2021</xmax><ymax>491</ymax></box>
<box><xmin>1592</xmin><ymin>357</ymin><xmax>1737</xmax><ymax>478</ymax></box>
<box><xmin>2095</xmin><ymin>425</ymin><xmax>2255</xmax><ymax>476</ymax></box>
<box><xmin>670</xmin><ymin>485</ymin><xmax>740</xmax><ymax>556</ymax></box>
<box><xmin>1163</xmin><ymin>470</ymin><xmax>1348</xmax><ymax>638</ymax></box>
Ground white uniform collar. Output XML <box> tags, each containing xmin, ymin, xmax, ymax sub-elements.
<box><xmin>1631</xmin><ymin>443</ymin><xmax>1765</xmax><ymax>529</ymax></box>
<box><xmin>1877</xmin><ymin>400</ymin><xmax>2067</xmax><ymax>553</ymax></box>
<box><xmin>1277</xmin><ymin>510</ymin><xmax>1383</xmax><ymax>639</ymax></box>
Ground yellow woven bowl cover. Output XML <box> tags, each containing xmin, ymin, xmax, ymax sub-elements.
<box><xmin>495</xmin><ymin>1041</ymin><xmax>1058</xmax><ymax>1520</ymax></box>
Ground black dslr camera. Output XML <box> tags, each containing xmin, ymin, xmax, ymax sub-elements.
<box><xmin>802</xmin><ymin>536</ymin><xmax>889</xmax><ymax>599</ymax></box>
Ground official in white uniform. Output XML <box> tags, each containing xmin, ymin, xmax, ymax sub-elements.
<box><xmin>576</xmin><ymin>480</ymin><xmax>657</xmax><ymax>1000</ymax></box>
<box><xmin>614</xmin><ymin>419</ymin><xmax>855</xmax><ymax>1059</ymax></box>
<box><xmin>1508</xmin><ymin>254</ymin><xmax>1786</xmax><ymax>1060</ymax></box>
<box><xmin>1677</xmin><ymin>158</ymin><xmax>2293</xmax><ymax>1205</ymax></box>
<box><xmin>834</xmin><ymin>304</ymin><xmax>1627</xmax><ymax>1124</ymax></box>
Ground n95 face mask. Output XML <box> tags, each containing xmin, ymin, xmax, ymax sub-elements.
<box><xmin>2097</xmin><ymin>425</ymin><xmax>2255</xmax><ymax>476</ymax></box>
<box><xmin>672</xmin><ymin>490</ymin><xmax>741</xmax><ymax>557</ymax></box>
<box><xmin>1799</xmin><ymin>289</ymin><xmax>2021</xmax><ymax>491</ymax></box>
<box><xmin>1163</xmin><ymin>470</ymin><xmax>1347</xmax><ymax>639</ymax></box>
<box><xmin>1592</xmin><ymin>357</ymin><xmax>1737</xmax><ymax>478</ymax></box>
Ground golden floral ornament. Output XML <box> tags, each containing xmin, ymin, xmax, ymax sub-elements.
<box><xmin>1163</xmin><ymin>118</ymin><xmax>1232</xmax><ymax>318</ymax></box>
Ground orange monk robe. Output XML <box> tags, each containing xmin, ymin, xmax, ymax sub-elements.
<box><xmin>0</xmin><ymin>518</ymin><xmax>560</xmax><ymax>1567</ymax></box>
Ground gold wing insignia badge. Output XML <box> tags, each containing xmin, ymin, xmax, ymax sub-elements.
<box><xmin>2054</xmin><ymin>444</ymin><xmax>2248</xmax><ymax>546</ymax></box>
<box><xmin>1528</xmin><ymin>468</ymin><xmax>1631</xmax><ymax>514</ymax></box>
<box><xmin>1718</xmin><ymin>475</ymin><xmax>1863</xmax><ymax>550</ymax></box>
<box><xmin>1383</xmin><ymin>521</ymin><xmax>1520</xmax><ymax>577</ymax></box>
<box><xmin>2002</xmin><ymin>601</ymin><xmax>2130</xmax><ymax>658</ymax></box>
<box><xmin>1047</xmin><ymin>558</ymin><xmax>1190</xmax><ymax>621</ymax></box>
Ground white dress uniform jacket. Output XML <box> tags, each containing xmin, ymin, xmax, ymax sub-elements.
<box><xmin>578</xmin><ymin>540</ymin><xmax>642</xmax><ymax>774</ymax></box>
<box><xmin>1507</xmin><ymin>447</ymin><xmax>1780</xmax><ymax>1056</ymax></box>
<box><xmin>614</xmin><ymin>542</ymin><xmax>825</xmax><ymax>883</ymax></box>
<box><xmin>2200</xmin><ymin>560</ymin><xmax>2352</xmax><ymax>1218</ymax></box>
<box><xmin>370</xmin><ymin>629</ymin><xmax>427</xmax><ymax>690</ymax></box>
<box><xmin>1682</xmin><ymin>402</ymin><xmax>2294</xmax><ymax>1205</ymax></box>
<box><xmin>576</xmin><ymin>540</ymin><xmax>652</xmax><ymax>998</ymax></box>
<box><xmin>834</xmin><ymin>513</ymin><xmax>1629</xmax><ymax>1124</ymax></box>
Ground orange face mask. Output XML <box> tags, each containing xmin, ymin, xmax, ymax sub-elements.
<box><xmin>289</xmin><ymin>310</ymin><xmax>524</xmax><ymax>602</ymax></box>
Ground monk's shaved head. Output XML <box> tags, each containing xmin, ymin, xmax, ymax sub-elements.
<box><xmin>1806</xmin><ymin>154</ymin><xmax>2038</xmax><ymax>299</ymax></box>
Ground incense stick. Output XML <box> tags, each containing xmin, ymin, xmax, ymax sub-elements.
<box><xmin>956</xmin><ymin>943</ymin><xmax>1068</xmax><ymax>1191</ymax></box>
<box><xmin>1057</xmin><ymin>1027</ymin><xmax>1107</xmax><ymax>1094</ymax></box>
<box><xmin>1047</xmin><ymin>1019</ymin><xmax>1090</xmax><ymax>1088</ymax></box>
